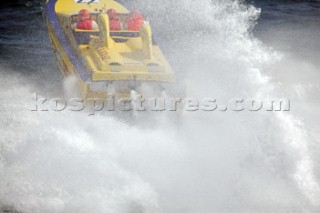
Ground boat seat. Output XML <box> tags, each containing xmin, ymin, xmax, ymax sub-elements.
<box><xmin>73</xmin><ymin>29</ymin><xmax>100</xmax><ymax>44</ymax></box>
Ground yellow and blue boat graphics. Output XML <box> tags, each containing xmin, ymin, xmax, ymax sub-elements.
<box><xmin>45</xmin><ymin>0</ymin><xmax>176</xmax><ymax>98</ymax></box>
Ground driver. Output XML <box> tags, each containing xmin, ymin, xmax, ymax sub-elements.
<box><xmin>74</xmin><ymin>9</ymin><xmax>98</xmax><ymax>30</ymax></box>
<box><xmin>107</xmin><ymin>9</ymin><xmax>121</xmax><ymax>30</ymax></box>
<box><xmin>126</xmin><ymin>10</ymin><xmax>144</xmax><ymax>31</ymax></box>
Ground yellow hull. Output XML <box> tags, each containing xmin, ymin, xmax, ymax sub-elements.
<box><xmin>46</xmin><ymin>0</ymin><xmax>176</xmax><ymax>99</ymax></box>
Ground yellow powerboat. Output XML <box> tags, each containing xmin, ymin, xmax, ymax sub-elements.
<box><xmin>45</xmin><ymin>0</ymin><xmax>176</xmax><ymax>99</ymax></box>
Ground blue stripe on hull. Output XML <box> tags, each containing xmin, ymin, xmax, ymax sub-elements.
<box><xmin>45</xmin><ymin>0</ymin><xmax>90</xmax><ymax>82</ymax></box>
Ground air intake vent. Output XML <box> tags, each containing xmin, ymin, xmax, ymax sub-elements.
<box><xmin>112</xmin><ymin>38</ymin><xmax>129</xmax><ymax>43</ymax></box>
<box><xmin>109</xmin><ymin>62</ymin><xmax>121</xmax><ymax>66</ymax></box>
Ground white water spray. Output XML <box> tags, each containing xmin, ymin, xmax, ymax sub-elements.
<box><xmin>0</xmin><ymin>0</ymin><xmax>320</xmax><ymax>212</ymax></box>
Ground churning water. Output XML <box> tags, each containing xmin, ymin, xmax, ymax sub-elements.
<box><xmin>0</xmin><ymin>0</ymin><xmax>320</xmax><ymax>212</ymax></box>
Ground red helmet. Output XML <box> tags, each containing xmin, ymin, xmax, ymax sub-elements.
<box><xmin>132</xmin><ymin>10</ymin><xmax>143</xmax><ymax>20</ymax></box>
<box><xmin>79</xmin><ymin>9</ymin><xmax>90</xmax><ymax>20</ymax></box>
<box><xmin>107</xmin><ymin>9</ymin><xmax>118</xmax><ymax>20</ymax></box>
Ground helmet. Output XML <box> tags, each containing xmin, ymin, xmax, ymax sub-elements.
<box><xmin>107</xmin><ymin>9</ymin><xmax>117</xmax><ymax>20</ymax></box>
<box><xmin>79</xmin><ymin>9</ymin><xmax>90</xmax><ymax>20</ymax></box>
<box><xmin>132</xmin><ymin>10</ymin><xmax>143</xmax><ymax>20</ymax></box>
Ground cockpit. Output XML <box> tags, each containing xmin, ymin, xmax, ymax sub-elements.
<box><xmin>70</xmin><ymin>11</ymin><xmax>144</xmax><ymax>45</ymax></box>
